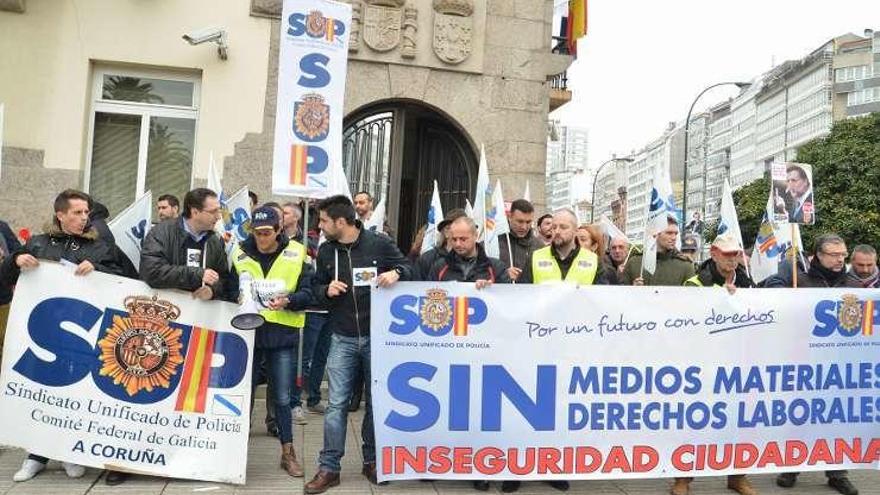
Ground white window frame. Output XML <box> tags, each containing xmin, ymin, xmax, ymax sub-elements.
<box><xmin>84</xmin><ymin>65</ymin><xmax>201</xmax><ymax>199</ymax></box>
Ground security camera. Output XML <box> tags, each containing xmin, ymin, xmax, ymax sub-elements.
<box><xmin>182</xmin><ymin>27</ymin><xmax>228</xmax><ymax>60</ymax></box>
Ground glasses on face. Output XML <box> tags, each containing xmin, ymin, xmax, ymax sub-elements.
<box><xmin>820</xmin><ymin>251</ymin><xmax>848</xmax><ymax>259</ymax></box>
<box><xmin>200</xmin><ymin>207</ymin><xmax>221</xmax><ymax>216</ymax></box>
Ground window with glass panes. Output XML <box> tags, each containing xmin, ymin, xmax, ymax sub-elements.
<box><xmin>86</xmin><ymin>67</ymin><xmax>199</xmax><ymax>216</ymax></box>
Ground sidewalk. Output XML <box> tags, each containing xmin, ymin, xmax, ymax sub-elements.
<box><xmin>1</xmin><ymin>397</ymin><xmax>878</xmax><ymax>494</ymax></box>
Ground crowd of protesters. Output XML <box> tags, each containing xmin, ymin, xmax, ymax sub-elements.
<box><xmin>0</xmin><ymin>187</ymin><xmax>874</xmax><ymax>495</ymax></box>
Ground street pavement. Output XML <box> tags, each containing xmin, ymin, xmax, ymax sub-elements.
<box><xmin>0</xmin><ymin>395</ymin><xmax>878</xmax><ymax>494</ymax></box>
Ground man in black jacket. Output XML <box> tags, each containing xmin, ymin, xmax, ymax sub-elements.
<box><xmin>0</xmin><ymin>218</ymin><xmax>22</xmax><ymax>366</ymax></box>
<box><xmin>139</xmin><ymin>188</ymin><xmax>227</xmax><ymax>300</ymax></box>
<box><xmin>424</xmin><ymin>216</ymin><xmax>510</xmax><ymax>286</ymax></box>
<box><xmin>772</xmin><ymin>234</ymin><xmax>859</xmax><ymax>495</ymax></box>
<box><xmin>497</xmin><ymin>199</ymin><xmax>543</xmax><ymax>282</ymax></box>
<box><xmin>415</xmin><ymin>208</ymin><xmax>467</xmax><ymax>279</ymax></box>
<box><xmin>1</xmin><ymin>189</ymin><xmax>128</xmax><ymax>483</ymax></box>
<box><xmin>305</xmin><ymin>195</ymin><xmax>412</xmax><ymax>494</ymax></box>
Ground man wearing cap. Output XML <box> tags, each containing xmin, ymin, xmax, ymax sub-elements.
<box><xmin>680</xmin><ymin>234</ymin><xmax>701</xmax><ymax>269</ymax></box>
<box><xmin>228</xmin><ymin>206</ymin><xmax>313</xmax><ymax>478</ymax></box>
<box><xmin>678</xmin><ymin>236</ymin><xmax>756</xmax><ymax>495</ymax></box>
<box><xmin>497</xmin><ymin>199</ymin><xmax>545</xmax><ymax>282</ymax></box>
<box><xmin>415</xmin><ymin>208</ymin><xmax>468</xmax><ymax>279</ymax></box>
<box><xmin>684</xmin><ymin>236</ymin><xmax>753</xmax><ymax>291</ymax></box>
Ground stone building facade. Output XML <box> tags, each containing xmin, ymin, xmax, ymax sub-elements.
<box><xmin>0</xmin><ymin>0</ymin><xmax>571</xmax><ymax>248</ymax></box>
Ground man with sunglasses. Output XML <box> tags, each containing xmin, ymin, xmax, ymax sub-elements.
<box><xmin>228</xmin><ymin>206</ymin><xmax>314</xmax><ymax>478</ymax></box>
<box><xmin>140</xmin><ymin>187</ymin><xmax>228</xmax><ymax>301</ymax></box>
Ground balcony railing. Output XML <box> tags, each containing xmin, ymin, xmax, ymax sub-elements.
<box><xmin>549</xmin><ymin>71</ymin><xmax>568</xmax><ymax>91</ymax></box>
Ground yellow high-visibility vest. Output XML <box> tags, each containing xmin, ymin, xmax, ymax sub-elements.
<box><xmin>232</xmin><ymin>242</ymin><xmax>306</xmax><ymax>328</ymax></box>
<box><xmin>531</xmin><ymin>246</ymin><xmax>599</xmax><ymax>285</ymax></box>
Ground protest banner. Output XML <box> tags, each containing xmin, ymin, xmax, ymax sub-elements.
<box><xmin>272</xmin><ymin>0</ymin><xmax>352</xmax><ymax>197</ymax></box>
<box><xmin>772</xmin><ymin>162</ymin><xmax>815</xmax><ymax>225</ymax></box>
<box><xmin>0</xmin><ymin>263</ymin><xmax>253</xmax><ymax>484</ymax></box>
<box><xmin>372</xmin><ymin>282</ymin><xmax>880</xmax><ymax>482</ymax></box>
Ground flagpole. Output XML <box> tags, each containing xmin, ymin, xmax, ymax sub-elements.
<box><xmin>297</xmin><ymin>203</ymin><xmax>309</xmax><ymax>389</ymax></box>
<box><xmin>791</xmin><ymin>223</ymin><xmax>798</xmax><ymax>288</ymax></box>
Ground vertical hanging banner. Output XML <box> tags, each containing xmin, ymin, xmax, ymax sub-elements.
<box><xmin>273</xmin><ymin>0</ymin><xmax>352</xmax><ymax>198</ymax></box>
<box><xmin>0</xmin><ymin>264</ymin><xmax>254</xmax><ymax>483</ymax></box>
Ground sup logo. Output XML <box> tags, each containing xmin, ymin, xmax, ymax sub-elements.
<box><xmin>812</xmin><ymin>294</ymin><xmax>879</xmax><ymax>337</ymax></box>
<box><xmin>287</xmin><ymin>10</ymin><xmax>346</xmax><ymax>43</ymax></box>
<box><xmin>389</xmin><ymin>288</ymin><xmax>487</xmax><ymax>337</ymax></box>
<box><xmin>14</xmin><ymin>294</ymin><xmax>248</xmax><ymax>413</ymax></box>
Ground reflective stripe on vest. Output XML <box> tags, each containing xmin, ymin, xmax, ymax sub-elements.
<box><xmin>232</xmin><ymin>242</ymin><xmax>306</xmax><ymax>328</ymax></box>
<box><xmin>531</xmin><ymin>246</ymin><xmax>599</xmax><ymax>285</ymax></box>
<box><xmin>684</xmin><ymin>275</ymin><xmax>720</xmax><ymax>287</ymax></box>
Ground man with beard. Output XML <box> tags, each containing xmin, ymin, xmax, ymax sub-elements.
<box><xmin>497</xmin><ymin>199</ymin><xmax>544</xmax><ymax>282</ymax></box>
<box><xmin>305</xmin><ymin>195</ymin><xmax>412</xmax><ymax>494</ymax></box>
<box><xmin>847</xmin><ymin>244</ymin><xmax>879</xmax><ymax>288</ymax></box>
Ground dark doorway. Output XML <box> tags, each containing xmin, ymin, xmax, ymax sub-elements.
<box><xmin>342</xmin><ymin>101</ymin><xmax>477</xmax><ymax>253</ymax></box>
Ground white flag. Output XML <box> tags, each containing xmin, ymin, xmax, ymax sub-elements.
<box><xmin>420</xmin><ymin>182</ymin><xmax>444</xmax><ymax>254</ymax></box>
<box><xmin>364</xmin><ymin>197</ymin><xmax>386</xmax><ymax>233</ymax></box>
<box><xmin>749</xmin><ymin>188</ymin><xmax>805</xmax><ymax>284</ymax></box>
<box><xmin>717</xmin><ymin>179</ymin><xmax>745</xmax><ymax>251</ymax></box>
<box><xmin>218</xmin><ymin>187</ymin><xmax>253</xmax><ymax>268</ymax></box>
<box><xmin>485</xmin><ymin>179</ymin><xmax>509</xmax><ymax>258</ymax></box>
<box><xmin>472</xmin><ymin>144</ymin><xmax>492</xmax><ymax>242</ymax></box>
<box><xmin>642</xmin><ymin>163</ymin><xmax>676</xmax><ymax>275</ymax></box>
<box><xmin>598</xmin><ymin>215</ymin><xmax>626</xmax><ymax>242</ymax></box>
<box><xmin>465</xmin><ymin>199</ymin><xmax>474</xmax><ymax>219</ymax></box>
<box><xmin>108</xmin><ymin>191</ymin><xmax>152</xmax><ymax>271</ymax></box>
<box><xmin>207</xmin><ymin>151</ymin><xmax>224</xmax><ymax>202</ymax></box>
<box><xmin>523</xmin><ymin>180</ymin><xmax>531</xmax><ymax>202</ymax></box>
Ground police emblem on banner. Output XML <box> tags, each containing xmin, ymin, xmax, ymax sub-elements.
<box><xmin>838</xmin><ymin>294</ymin><xmax>863</xmax><ymax>333</ymax></box>
<box><xmin>294</xmin><ymin>94</ymin><xmax>330</xmax><ymax>142</ymax></box>
<box><xmin>420</xmin><ymin>288</ymin><xmax>453</xmax><ymax>331</ymax></box>
<box><xmin>306</xmin><ymin>10</ymin><xmax>330</xmax><ymax>38</ymax></box>
<box><xmin>97</xmin><ymin>295</ymin><xmax>184</xmax><ymax>396</ymax></box>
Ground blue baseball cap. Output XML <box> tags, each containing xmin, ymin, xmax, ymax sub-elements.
<box><xmin>251</xmin><ymin>206</ymin><xmax>279</xmax><ymax>230</ymax></box>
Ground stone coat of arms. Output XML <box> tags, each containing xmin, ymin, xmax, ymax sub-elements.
<box><xmin>363</xmin><ymin>2</ymin><xmax>403</xmax><ymax>52</ymax></box>
<box><xmin>432</xmin><ymin>0</ymin><xmax>474</xmax><ymax>64</ymax></box>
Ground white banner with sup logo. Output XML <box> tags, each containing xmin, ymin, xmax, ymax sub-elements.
<box><xmin>272</xmin><ymin>0</ymin><xmax>352</xmax><ymax>197</ymax></box>
<box><xmin>371</xmin><ymin>283</ymin><xmax>880</xmax><ymax>482</ymax></box>
<box><xmin>0</xmin><ymin>263</ymin><xmax>254</xmax><ymax>484</ymax></box>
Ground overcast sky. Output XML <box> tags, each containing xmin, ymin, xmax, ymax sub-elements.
<box><xmin>551</xmin><ymin>0</ymin><xmax>880</xmax><ymax>171</ymax></box>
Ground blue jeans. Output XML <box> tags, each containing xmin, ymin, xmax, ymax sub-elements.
<box><xmin>251</xmin><ymin>347</ymin><xmax>296</xmax><ymax>444</ymax></box>
<box><xmin>318</xmin><ymin>334</ymin><xmax>374</xmax><ymax>472</ymax></box>
<box><xmin>306</xmin><ymin>313</ymin><xmax>331</xmax><ymax>407</ymax></box>
<box><xmin>291</xmin><ymin>313</ymin><xmax>323</xmax><ymax>407</ymax></box>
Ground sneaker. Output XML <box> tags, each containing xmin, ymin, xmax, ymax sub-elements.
<box><xmin>62</xmin><ymin>462</ymin><xmax>86</xmax><ymax>478</ymax></box>
<box><xmin>307</xmin><ymin>403</ymin><xmax>326</xmax><ymax>414</ymax></box>
<box><xmin>13</xmin><ymin>459</ymin><xmax>45</xmax><ymax>482</ymax></box>
<box><xmin>293</xmin><ymin>406</ymin><xmax>308</xmax><ymax>425</ymax></box>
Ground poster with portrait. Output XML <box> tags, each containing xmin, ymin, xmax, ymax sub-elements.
<box><xmin>771</xmin><ymin>162</ymin><xmax>815</xmax><ymax>225</ymax></box>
